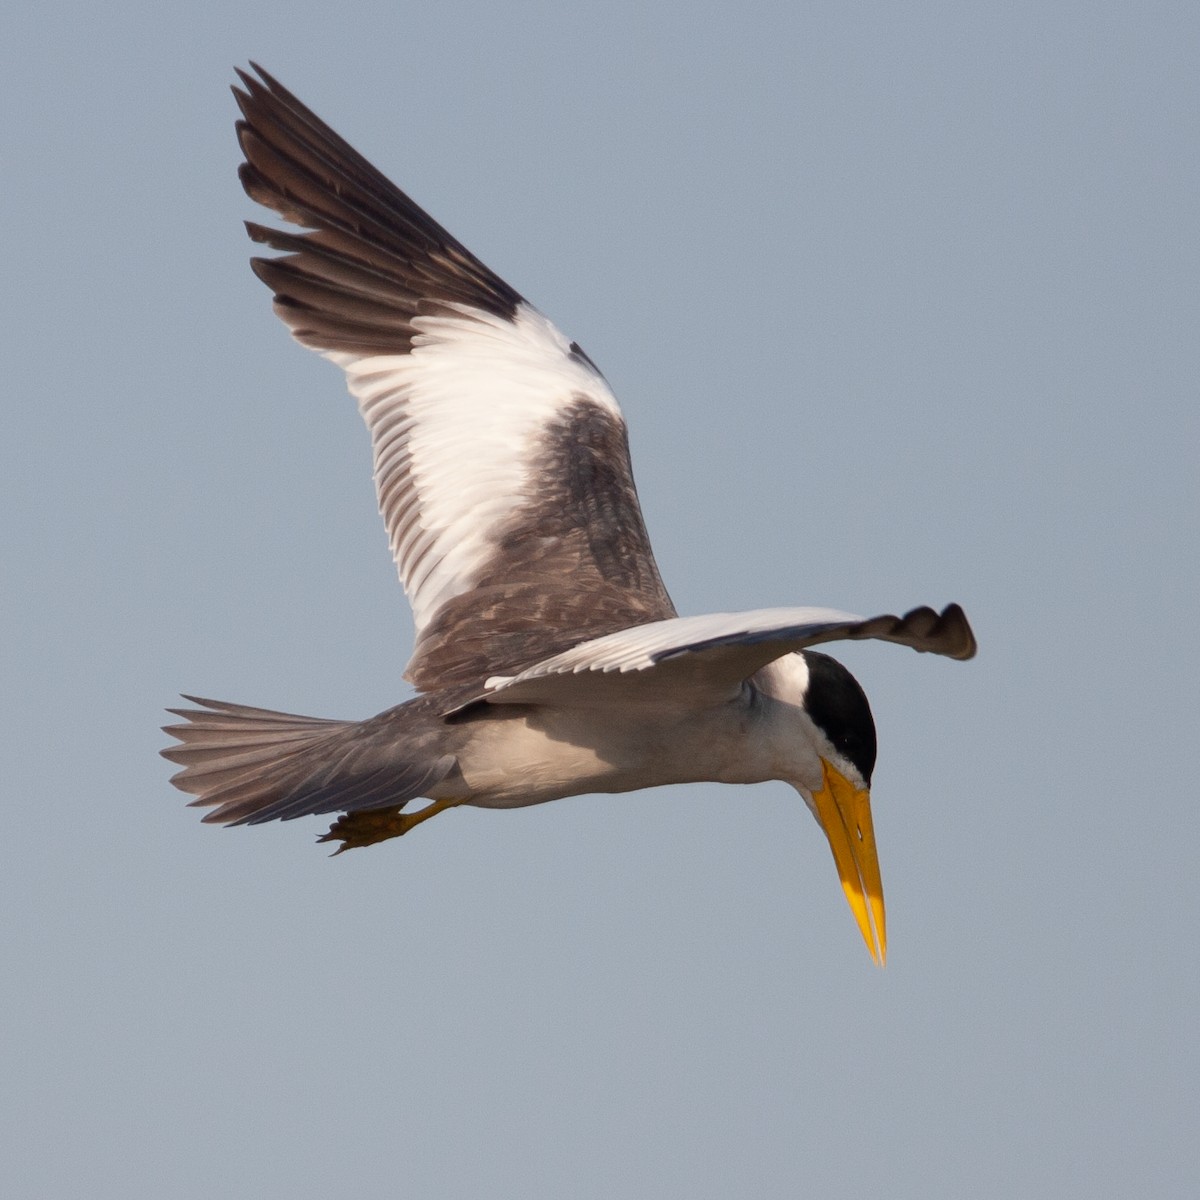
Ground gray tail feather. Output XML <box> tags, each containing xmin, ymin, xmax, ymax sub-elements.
<box><xmin>161</xmin><ymin>695</ymin><xmax>455</xmax><ymax>827</ymax></box>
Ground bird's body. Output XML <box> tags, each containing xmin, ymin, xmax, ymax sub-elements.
<box><xmin>163</xmin><ymin>65</ymin><xmax>976</xmax><ymax>962</ymax></box>
<box><xmin>443</xmin><ymin>654</ymin><xmax>824</xmax><ymax>810</ymax></box>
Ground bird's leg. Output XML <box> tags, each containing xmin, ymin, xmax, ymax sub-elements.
<box><xmin>319</xmin><ymin>797</ymin><xmax>465</xmax><ymax>855</ymax></box>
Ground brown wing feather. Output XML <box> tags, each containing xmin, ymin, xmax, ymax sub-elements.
<box><xmin>406</xmin><ymin>397</ymin><xmax>676</xmax><ymax>691</ymax></box>
<box><xmin>235</xmin><ymin>65</ymin><xmax>676</xmax><ymax>691</ymax></box>
<box><xmin>233</xmin><ymin>63</ymin><xmax>522</xmax><ymax>356</ymax></box>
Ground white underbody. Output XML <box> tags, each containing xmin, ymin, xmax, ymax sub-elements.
<box><xmin>431</xmin><ymin>658</ymin><xmax>828</xmax><ymax>810</ymax></box>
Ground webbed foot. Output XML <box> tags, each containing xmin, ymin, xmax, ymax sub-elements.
<box><xmin>319</xmin><ymin>797</ymin><xmax>463</xmax><ymax>854</ymax></box>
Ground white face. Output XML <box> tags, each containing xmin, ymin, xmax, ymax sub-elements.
<box><xmin>748</xmin><ymin>653</ymin><xmax>826</xmax><ymax>792</ymax></box>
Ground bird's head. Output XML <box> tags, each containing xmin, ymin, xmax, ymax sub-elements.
<box><xmin>785</xmin><ymin>651</ymin><xmax>886</xmax><ymax>965</ymax></box>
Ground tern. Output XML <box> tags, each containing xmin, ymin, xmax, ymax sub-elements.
<box><xmin>163</xmin><ymin>65</ymin><xmax>976</xmax><ymax>964</ymax></box>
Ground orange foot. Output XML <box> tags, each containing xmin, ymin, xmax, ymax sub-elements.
<box><xmin>319</xmin><ymin>797</ymin><xmax>463</xmax><ymax>854</ymax></box>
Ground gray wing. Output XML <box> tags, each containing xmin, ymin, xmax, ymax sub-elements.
<box><xmin>234</xmin><ymin>65</ymin><xmax>675</xmax><ymax>694</ymax></box>
<box><xmin>453</xmin><ymin>603</ymin><xmax>976</xmax><ymax>711</ymax></box>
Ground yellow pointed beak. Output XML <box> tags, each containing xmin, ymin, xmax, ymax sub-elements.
<box><xmin>810</xmin><ymin>758</ymin><xmax>887</xmax><ymax>966</ymax></box>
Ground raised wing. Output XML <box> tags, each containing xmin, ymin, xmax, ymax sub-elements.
<box><xmin>456</xmin><ymin>603</ymin><xmax>976</xmax><ymax>711</ymax></box>
<box><xmin>233</xmin><ymin>65</ymin><xmax>675</xmax><ymax>692</ymax></box>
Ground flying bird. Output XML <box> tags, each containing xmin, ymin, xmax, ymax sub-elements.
<box><xmin>163</xmin><ymin>64</ymin><xmax>976</xmax><ymax>964</ymax></box>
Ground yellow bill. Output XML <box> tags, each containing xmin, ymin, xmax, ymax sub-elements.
<box><xmin>810</xmin><ymin>758</ymin><xmax>887</xmax><ymax>966</ymax></box>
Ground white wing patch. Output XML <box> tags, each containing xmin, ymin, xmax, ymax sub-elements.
<box><xmin>329</xmin><ymin>301</ymin><xmax>623</xmax><ymax>635</ymax></box>
<box><xmin>483</xmin><ymin>607</ymin><xmax>864</xmax><ymax>689</ymax></box>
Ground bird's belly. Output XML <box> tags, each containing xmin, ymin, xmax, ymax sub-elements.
<box><xmin>435</xmin><ymin>705</ymin><xmax>750</xmax><ymax>810</ymax></box>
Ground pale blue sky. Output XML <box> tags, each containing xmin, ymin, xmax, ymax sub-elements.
<box><xmin>3</xmin><ymin>2</ymin><xmax>1197</xmax><ymax>1197</ymax></box>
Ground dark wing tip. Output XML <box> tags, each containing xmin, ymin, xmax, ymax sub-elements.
<box><xmin>936</xmin><ymin>602</ymin><xmax>977</xmax><ymax>660</ymax></box>
<box><xmin>230</xmin><ymin>61</ymin><xmax>523</xmax><ymax>352</ymax></box>
<box><xmin>850</xmin><ymin>603</ymin><xmax>977</xmax><ymax>660</ymax></box>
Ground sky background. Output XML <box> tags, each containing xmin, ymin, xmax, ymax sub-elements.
<box><xmin>3</xmin><ymin>2</ymin><xmax>1197</xmax><ymax>1197</ymax></box>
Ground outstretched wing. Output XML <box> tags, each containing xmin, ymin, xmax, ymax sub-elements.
<box><xmin>454</xmin><ymin>603</ymin><xmax>976</xmax><ymax>711</ymax></box>
<box><xmin>233</xmin><ymin>64</ymin><xmax>675</xmax><ymax>692</ymax></box>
